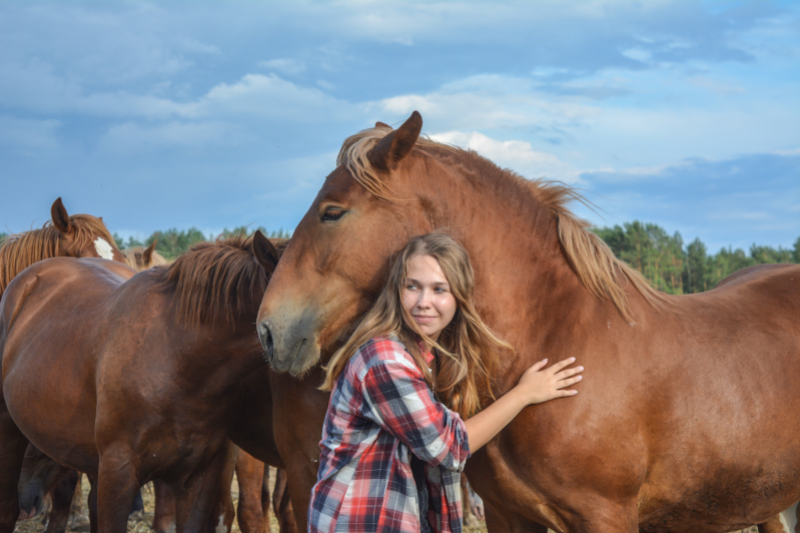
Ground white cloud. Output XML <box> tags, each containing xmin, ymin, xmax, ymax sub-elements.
<box><xmin>259</xmin><ymin>59</ymin><xmax>306</xmax><ymax>75</ymax></box>
<box><xmin>430</xmin><ymin>131</ymin><xmax>582</xmax><ymax>183</ymax></box>
<box><xmin>199</xmin><ymin>73</ymin><xmax>354</xmax><ymax>121</ymax></box>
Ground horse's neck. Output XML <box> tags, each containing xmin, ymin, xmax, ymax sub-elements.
<box><xmin>415</xmin><ymin>157</ymin><xmax>598</xmax><ymax>354</ymax></box>
<box><xmin>174</xmin><ymin>305</ymin><xmax>265</xmax><ymax>394</ymax></box>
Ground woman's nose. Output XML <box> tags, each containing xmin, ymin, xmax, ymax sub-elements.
<box><xmin>416</xmin><ymin>289</ymin><xmax>432</xmax><ymax>308</ymax></box>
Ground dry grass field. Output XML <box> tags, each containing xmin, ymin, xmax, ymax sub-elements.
<box><xmin>13</xmin><ymin>469</ymin><xmax>489</xmax><ymax>533</ymax></box>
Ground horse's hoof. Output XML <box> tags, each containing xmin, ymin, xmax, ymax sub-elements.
<box><xmin>70</xmin><ymin>514</ymin><xmax>91</xmax><ymax>532</ymax></box>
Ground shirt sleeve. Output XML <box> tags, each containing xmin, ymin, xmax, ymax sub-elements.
<box><xmin>360</xmin><ymin>353</ymin><xmax>470</xmax><ymax>473</ymax></box>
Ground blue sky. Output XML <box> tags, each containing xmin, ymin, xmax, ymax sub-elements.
<box><xmin>1</xmin><ymin>0</ymin><xmax>798</xmax><ymax>253</ymax></box>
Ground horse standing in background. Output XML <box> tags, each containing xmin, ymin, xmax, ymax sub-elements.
<box><xmin>0</xmin><ymin>233</ymin><xmax>280</xmax><ymax>533</ymax></box>
<box><xmin>0</xmin><ymin>197</ymin><xmax>128</xmax><ymax>532</ymax></box>
<box><xmin>122</xmin><ymin>240</ymin><xmax>169</xmax><ymax>271</ymax></box>
<box><xmin>256</xmin><ymin>112</ymin><xmax>800</xmax><ymax>533</ymax></box>
<box><xmin>0</xmin><ymin>197</ymin><xmax>125</xmax><ymax>297</ymax></box>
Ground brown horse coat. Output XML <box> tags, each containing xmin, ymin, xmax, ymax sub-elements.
<box><xmin>0</xmin><ymin>234</ymin><xmax>280</xmax><ymax>533</ymax></box>
<box><xmin>256</xmin><ymin>112</ymin><xmax>800</xmax><ymax>533</ymax></box>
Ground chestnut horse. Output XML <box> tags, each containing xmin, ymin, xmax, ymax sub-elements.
<box><xmin>0</xmin><ymin>197</ymin><xmax>127</xmax><ymax>531</ymax></box>
<box><xmin>0</xmin><ymin>233</ymin><xmax>280</xmax><ymax>533</ymax></box>
<box><xmin>0</xmin><ymin>197</ymin><xmax>125</xmax><ymax>297</ymax></box>
<box><xmin>256</xmin><ymin>112</ymin><xmax>800</xmax><ymax>533</ymax></box>
<box><xmin>123</xmin><ymin>240</ymin><xmax>169</xmax><ymax>271</ymax></box>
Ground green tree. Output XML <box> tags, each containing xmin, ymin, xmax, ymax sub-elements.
<box><xmin>749</xmin><ymin>244</ymin><xmax>794</xmax><ymax>264</ymax></box>
<box><xmin>147</xmin><ymin>228</ymin><xmax>208</xmax><ymax>260</ymax></box>
<box><xmin>594</xmin><ymin>221</ymin><xmax>684</xmax><ymax>294</ymax></box>
<box><xmin>683</xmin><ymin>238</ymin><xmax>707</xmax><ymax>293</ymax></box>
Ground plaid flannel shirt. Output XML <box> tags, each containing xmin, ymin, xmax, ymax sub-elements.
<box><xmin>309</xmin><ymin>335</ymin><xmax>471</xmax><ymax>533</ymax></box>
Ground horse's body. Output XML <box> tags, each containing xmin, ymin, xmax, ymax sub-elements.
<box><xmin>0</xmin><ymin>197</ymin><xmax>127</xmax><ymax>532</ymax></box>
<box><xmin>0</xmin><ymin>234</ymin><xmax>280</xmax><ymax>533</ymax></box>
<box><xmin>256</xmin><ymin>112</ymin><xmax>800</xmax><ymax>533</ymax></box>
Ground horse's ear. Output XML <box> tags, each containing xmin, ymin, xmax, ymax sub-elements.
<box><xmin>252</xmin><ymin>230</ymin><xmax>280</xmax><ymax>273</ymax></box>
<box><xmin>375</xmin><ymin>121</ymin><xmax>392</xmax><ymax>129</ymax></box>
<box><xmin>51</xmin><ymin>197</ymin><xmax>73</xmax><ymax>235</ymax></box>
<box><xmin>143</xmin><ymin>240</ymin><xmax>157</xmax><ymax>268</ymax></box>
<box><xmin>367</xmin><ymin>111</ymin><xmax>422</xmax><ymax>173</ymax></box>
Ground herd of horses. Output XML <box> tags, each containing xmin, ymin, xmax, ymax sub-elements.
<box><xmin>1</xmin><ymin>111</ymin><xmax>799</xmax><ymax>533</ymax></box>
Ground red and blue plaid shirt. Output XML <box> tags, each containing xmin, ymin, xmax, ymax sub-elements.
<box><xmin>309</xmin><ymin>335</ymin><xmax>471</xmax><ymax>533</ymax></box>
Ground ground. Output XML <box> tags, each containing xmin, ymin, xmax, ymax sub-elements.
<box><xmin>13</xmin><ymin>468</ymin><xmax>490</xmax><ymax>533</ymax></box>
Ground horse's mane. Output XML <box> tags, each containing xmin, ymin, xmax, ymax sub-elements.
<box><xmin>0</xmin><ymin>215</ymin><xmax>117</xmax><ymax>298</ymax></box>
<box><xmin>338</xmin><ymin>125</ymin><xmax>670</xmax><ymax>322</ymax></box>
<box><xmin>153</xmin><ymin>235</ymin><xmax>288</xmax><ymax>329</ymax></box>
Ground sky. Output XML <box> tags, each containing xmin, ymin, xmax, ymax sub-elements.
<box><xmin>1</xmin><ymin>0</ymin><xmax>798</xmax><ymax>253</ymax></box>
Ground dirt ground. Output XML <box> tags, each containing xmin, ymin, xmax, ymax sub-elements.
<box><xmin>13</xmin><ymin>468</ymin><xmax>489</xmax><ymax>533</ymax></box>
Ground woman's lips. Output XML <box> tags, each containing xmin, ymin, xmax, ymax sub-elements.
<box><xmin>413</xmin><ymin>315</ymin><xmax>436</xmax><ymax>324</ymax></box>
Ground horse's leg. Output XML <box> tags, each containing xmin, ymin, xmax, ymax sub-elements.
<box><xmin>0</xmin><ymin>408</ymin><xmax>29</xmax><ymax>533</ymax></box>
<box><xmin>482</xmin><ymin>499</ymin><xmax>548</xmax><ymax>533</ymax></box>
<box><xmin>44</xmin><ymin>470</ymin><xmax>80</xmax><ymax>533</ymax></box>
<box><xmin>273</xmin><ymin>469</ymin><xmax>298</xmax><ymax>533</ymax></box>
<box><xmin>152</xmin><ymin>480</ymin><xmax>176</xmax><ymax>533</ymax></box>
<box><xmin>87</xmin><ymin>475</ymin><xmax>98</xmax><ymax>533</ymax></box>
<box><xmin>95</xmin><ymin>452</ymin><xmax>140</xmax><ymax>533</ymax></box>
<box><xmin>204</xmin><ymin>443</ymin><xmax>237</xmax><ymax>533</ymax></box>
<box><xmin>172</xmin><ymin>444</ymin><xmax>234</xmax><ymax>533</ymax></box>
<box><xmin>234</xmin><ymin>450</ymin><xmax>267</xmax><ymax>533</ymax></box>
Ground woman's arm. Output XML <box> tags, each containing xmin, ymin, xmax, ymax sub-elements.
<box><xmin>465</xmin><ymin>358</ymin><xmax>582</xmax><ymax>452</ymax></box>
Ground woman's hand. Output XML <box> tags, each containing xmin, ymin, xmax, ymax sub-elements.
<box><xmin>512</xmin><ymin>357</ymin><xmax>583</xmax><ymax>406</ymax></box>
<box><xmin>464</xmin><ymin>357</ymin><xmax>583</xmax><ymax>452</ymax></box>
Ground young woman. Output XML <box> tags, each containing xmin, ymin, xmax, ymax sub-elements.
<box><xmin>310</xmin><ymin>232</ymin><xmax>583</xmax><ymax>533</ymax></box>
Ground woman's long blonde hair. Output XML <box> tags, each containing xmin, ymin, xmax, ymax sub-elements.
<box><xmin>320</xmin><ymin>231</ymin><xmax>513</xmax><ymax>418</ymax></box>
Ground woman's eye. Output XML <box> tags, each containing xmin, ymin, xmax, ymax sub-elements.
<box><xmin>405</xmin><ymin>284</ymin><xmax>417</xmax><ymax>290</ymax></box>
<box><xmin>321</xmin><ymin>208</ymin><xmax>346</xmax><ymax>222</ymax></box>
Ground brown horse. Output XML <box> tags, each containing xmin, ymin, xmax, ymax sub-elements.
<box><xmin>0</xmin><ymin>233</ymin><xmax>280</xmax><ymax>533</ymax></box>
<box><xmin>0</xmin><ymin>197</ymin><xmax>125</xmax><ymax>298</ymax></box>
<box><xmin>256</xmin><ymin>112</ymin><xmax>800</xmax><ymax>533</ymax></box>
<box><xmin>0</xmin><ymin>197</ymin><xmax>127</xmax><ymax>531</ymax></box>
<box><xmin>123</xmin><ymin>240</ymin><xmax>169</xmax><ymax>271</ymax></box>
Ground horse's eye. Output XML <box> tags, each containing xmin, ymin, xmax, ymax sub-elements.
<box><xmin>321</xmin><ymin>207</ymin><xmax>346</xmax><ymax>222</ymax></box>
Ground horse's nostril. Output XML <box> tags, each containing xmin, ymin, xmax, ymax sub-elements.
<box><xmin>258</xmin><ymin>321</ymin><xmax>274</xmax><ymax>362</ymax></box>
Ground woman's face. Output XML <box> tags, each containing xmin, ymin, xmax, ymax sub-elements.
<box><xmin>401</xmin><ymin>254</ymin><xmax>458</xmax><ymax>341</ymax></box>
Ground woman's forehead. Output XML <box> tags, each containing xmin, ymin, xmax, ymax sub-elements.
<box><xmin>406</xmin><ymin>254</ymin><xmax>449</xmax><ymax>283</ymax></box>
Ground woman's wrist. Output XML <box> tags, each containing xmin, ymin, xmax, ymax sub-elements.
<box><xmin>499</xmin><ymin>386</ymin><xmax>529</xmax><ymax>414</ymax></box>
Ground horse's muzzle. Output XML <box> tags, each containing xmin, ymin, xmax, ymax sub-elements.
<box><xmin>257</xmin><ymin>320</ymin><xmax>275</xmax><ymax>364</ymax></box>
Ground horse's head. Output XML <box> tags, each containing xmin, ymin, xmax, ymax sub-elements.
<box><xmin>257</xmin><ymin>112</ymin><xmax>439</xmax><ymax>375</ymax></box>
<box><xmin>123</xmin><ymin>240</ymin><xmax>169</xmax><ymax>271</ymax></box>
<box><xmin>49</xmin><ymin>197</ymin><xmax>125</xmax><ymax>263</ymax></box>
<box><xmin>17</xmin><ymin>444</ymin><xmax>70</xmax><ymax>520</ymax></box>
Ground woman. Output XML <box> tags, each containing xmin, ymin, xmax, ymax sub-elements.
<box><xmin>310</xmin><ymin>232</ymin><xmax>583</xmax><ymax>533</ymax></box>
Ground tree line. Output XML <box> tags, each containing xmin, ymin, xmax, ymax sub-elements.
<box><xmin>111</xmin><ymin>226</ymin><xmax>292</xmax><ymax>260</ymax></box>
<box><xmin>593</xmin><ymin>222</ymin><xmax>800</xmax><ymax>294</ymax></box>
<box><xmin>2</xmin><ymin>222</ymin><xmax>799</xmax><ymax>294</ymax></box>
